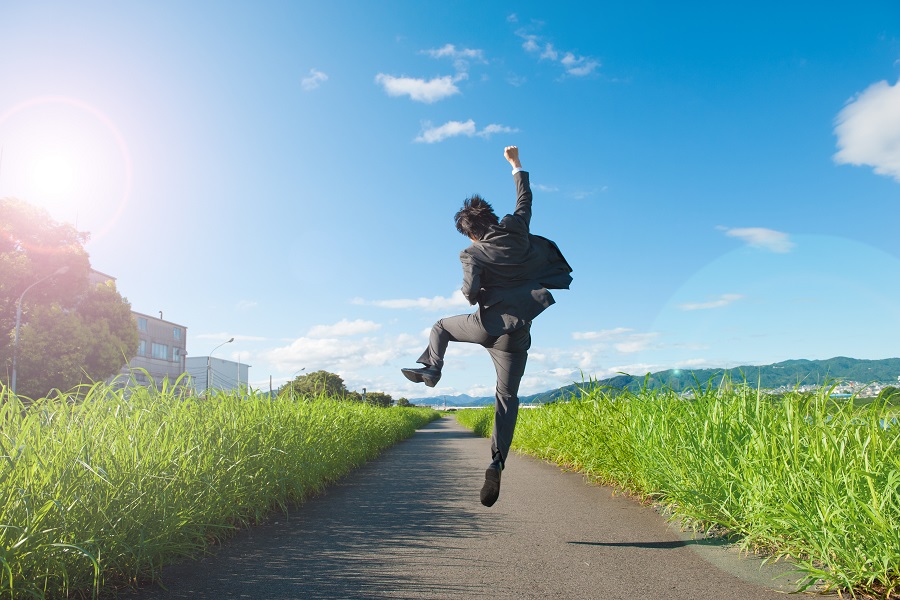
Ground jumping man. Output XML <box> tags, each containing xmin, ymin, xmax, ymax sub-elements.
<box><xmin>402</xmin><ymin>145</ymin><xmax>572</xmax><ymax>507</ymax></box>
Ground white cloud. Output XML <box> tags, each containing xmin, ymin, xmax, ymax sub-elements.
<box><xmin>301</xmin><ymin>68</ymin><xmax>328</xmax><ymax>91</ymax></box>
<box><xmin>561</xmin><ymin>53</ymin><xmax>600</xmax><ymax>77</ymax></box>
<box><xmin>195</xmin><ymin>332</ymin><xmax>268</xmax><ymax>342</ymax></box>
<box><xmin>547</xmin><ymin>367</ymin><xmax>580</xmax><ymax>379</ymax></box>
<box><xmin>519</xmin><ymin>32</ymin><xmax>540</xmax><ymax>53</ymax></box>
<box><xmin>534</xmin><ymin>183</ymin><xmax>559</xmax><ymax>192</ymax></box>
<box><xmin>613</xmin><ymin>333</ymin><xmax>659</xmax><ymax>354</ymax></box>
<box><xmin>722</xmin><ymin>227</ymin><xmax>795</xmax><ymax>253</ymax></box>
<box><xmin>477</xmin><ymin>123</ymin><xmax>518</xmax><ymax>138</ymax></box>
<box><xmin>374</xmin><ymin>73</ymin><xmax>461</xmax><ymax>103</ymax></box>
<box><xmin>415</xmin><ymin>119</ymin><xmax>476</xmax><ymax>143</ymax></box>
<box><xmin>596</xmin><ymin>363</ymin><xmax>660</xmax><ymax>378</ymax></box>
<box><xmin>414</xmin><ymin>120</ymin><xmax>518</xmax><ymax>144</ymax></box>
<box><xmin>424</xmin><ymin>44</ymin><xmax>486</xmax><ymax>74</ymax></box>
<box><xmin>834</xmin><ymin>78</ymin><xmax>900</xmax><ymax>182</ymax></box>
<box><xmin>573</xmin><ymin>327</ymin><xmax>633</xmax><ymax>341</ymax></box>
<box><xmin>679</xmin><ymin>293</ymin><xmax>744</xmax><ymax>311</ymax></box>
<box><xmin>353</xmin><ymin>289</ymin><xmax>470</xmax><ymax>311</ymax></box>
<box><xmin>425</xmin><ymin>43</ymin><xmax>485</xmax><ymax>63</ymax></box>
<box><xmin>236</xmin><ymin>300</ymin><xmax>258</xmax><ymax>311</ymax></box>
<box><xmin>540</xmin><ymin>44</ymin><xmax>559</xmax><ymax>61</ymax></box>
<box><xmin>263</xmin><ymin>333</ymin><xmax>420</xmax><ymax>373</ymax></box>
<box><xmin>516</xmin><ymin>30</ymin><xmax>600</xmax><ymax>78</ymax></box>
<box><xmin>507</xmin><ymin>13</ymin><xmax>518</xmax><ymax>23</ymax></box>
<box><xmin>571</xmin><ymin>328</ymin><xmax>659</xmax><ymax>354</ymax></box>
<box><xmin>678</xmin><ymin>358</ymin><xmax>710</xmax><ymax>368</ymax></box>
<box><xmin>307</xmin><ymin>319</ymin><xmax>381</xmax><ymax>338</ymax></box>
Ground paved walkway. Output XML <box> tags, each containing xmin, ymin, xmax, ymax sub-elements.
<box><xmin>123</xmin><ymin>417</ymin><xmax>818</xmax><ymax>599</ymax></box>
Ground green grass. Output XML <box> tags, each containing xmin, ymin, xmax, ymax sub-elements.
<box><xmin>0</xmin><ymin>380</ymin><xmax>439</xmax><ymax>599</ymax></box>
<box><xmin>457</xmin><ymin>382</ymin><xmax>900</xmax><ymax>599</ymax></box>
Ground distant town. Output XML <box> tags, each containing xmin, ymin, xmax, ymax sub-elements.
<box><xmin>769</xmin><ymin>379</ymin><xmax>900</xmax><ymax>398</ymax></box>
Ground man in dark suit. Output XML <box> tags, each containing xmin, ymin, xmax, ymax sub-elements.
<box><xmin>402</xmin><ymin>146</ymin><xmax>572</xmax><ymax>507</ymax></box>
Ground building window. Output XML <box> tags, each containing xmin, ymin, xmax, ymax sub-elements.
<box><xmin>138</xmin><ymin>340</ymin><xmax>146</xmax><ymax>356</ymax></box>
<box><xmin>138</xmin><ymin>317</ymin><xmax>148</xmax><ymax>332</ymax></box>
<box><xmin>173</xmin><ymin>327</ymin><xmax>182</xmax><ymax>340</ymax></box>
<box><xmin>151</xmin><ymin>343</ymin><xmax>168</xmax><ymax>360</ymax></box>
<box><xmin>172</xmin><ymin>347</ymin><xmax>179</xmax><ymax>361</ymax></box>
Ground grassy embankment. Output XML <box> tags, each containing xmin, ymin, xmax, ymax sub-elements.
<box><xmin>0</xmin><ymin>380</ymin><xmax>439</xmax><ymax>599</ymax></box>
<box><xmin>457</xmin><ymin>383</ymin><xmax>899</xmax><ymax>599</ymax></box>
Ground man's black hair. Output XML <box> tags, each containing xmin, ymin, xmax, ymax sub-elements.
<box><xmin>455</xmin><ymin>194</ymin><xmax>499</xmax><ymax>241</ymax></box>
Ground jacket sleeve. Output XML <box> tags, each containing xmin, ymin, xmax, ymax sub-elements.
<box><xmin>459</xmin><ymin>251</ymin><xmax>482</xmax><ymax>305</ymax></box>
<box><xmin>512</xmin><ymin>170</ymin><xmax>533</xmax><ymax>229</ymax></box>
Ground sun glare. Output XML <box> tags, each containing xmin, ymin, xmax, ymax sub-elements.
<box><xmin>28</xmin><ymin>153</ymin><xmax>77</xmax><ymax>197</ymax></box>
<box><xmin>0</xmin><ymin>96</ymin><xmax>133</xmax><ymax>241</ymax></box>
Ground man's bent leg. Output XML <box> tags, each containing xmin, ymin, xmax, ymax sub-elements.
<box><xmin>415</xmin><ymin>313</ymin><xmax>494</xmax><ymax>371</ymax></box>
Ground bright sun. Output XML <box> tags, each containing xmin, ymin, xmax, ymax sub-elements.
<box><xmin>28</xmin><ymin>152</ymin><xmax>78</xmax><ymax>197</ymax></box>
<box><xmin>0</xmin><ymin>96</ymin><xmax>133</xmax><ymax>239</ymax></box>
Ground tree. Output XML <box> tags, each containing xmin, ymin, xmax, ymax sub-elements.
<box><xmin>279</xmin><ymin>370</ymin><xmax>350</xmax><ymax>399</ymax></box>
<box><xmin>77</xmin><ymin>281</ymin><xmax>139</xmax><ymax>379</ymax></box>
<box><xmin>364</xmin><ymin>391</ymin><xmax>393</xmax><ymax>408</ymax></box>
<box><xmin>1</xmin><ymin>198</ymin><xmax>138</xmax><ymax>398</ymax></box>
<box><xmin>396</xmin><ymin>397</ymin><xmax>411</xmax><ymax>407</ymax></box>
<box><xmin>878</xmin><ymin>386</ymin><xmax>900</xmax><ymax>403</ymax></box>
<box><xmin>1</xmin><ymin>199</ymin><xmax>90</xmax><ymax>348</ymax></box>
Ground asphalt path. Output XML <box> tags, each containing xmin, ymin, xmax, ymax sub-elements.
<box><xmin>123</xmin><ymin>416</ymin><xmax>820</xmax><ymax>599</ymax></box>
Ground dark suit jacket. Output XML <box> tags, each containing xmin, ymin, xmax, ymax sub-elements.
<box><xmin>459</xmin><ymin>170</ymin><xmax>573</xmax><ymax>336</ymax></box>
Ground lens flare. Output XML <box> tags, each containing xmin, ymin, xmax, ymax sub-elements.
<box><xmin>0</xmin><ymin>95</ymin><xmax>133</xmax><ymax>249</ymax></box>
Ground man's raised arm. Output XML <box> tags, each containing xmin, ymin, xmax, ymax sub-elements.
<box><xmin>505</xmin><ymin>145</ymin><xmax>532</xmax><ymax>227</ymax></box>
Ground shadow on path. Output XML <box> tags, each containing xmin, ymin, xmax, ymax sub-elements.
<box><xmin>568</xmin><ymin>536</ymin><xmax>733</xmax><ymax>550</ymax></box>
<box><xmin>124</xmin><ymin>418</ymin><xmax>496</xmax><ymax>599</ymax></box>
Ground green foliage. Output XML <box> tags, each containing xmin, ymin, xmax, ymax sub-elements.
<box><xmin>396</xmin><ymin>397</ymin><xmax>411</xmax><ymax>407</ymax></box>
<box><xmin>1</xmin><ymin>198</ymin><xmax>137</xmax><ymax>398</ymax></box>
<box><xmin>878</xmin><ymin>386</ymin><xmax>900</xmax><ymax>403</ymax></box>
<box><xmin>0</xmin><ymin>198</ymin><xmax>91</xmax><ymax>337</ymax></box>
<box><xmin>455</xmin><ymin>406</ymin><xmax>492</xmax><ymax>438</ymax></box>
<box><xmin>78</xmin><ymin>282</ymin><xmax>139</xmax><ymax>379</ymax></box>
<box><xmin>278</xmin><ymin>371</ymin><xmax>394</xmax><ymax>407</ymax></box>
<box><xmin>0</xmin><ymin>381</ymin><xmax>439</xmax><ymax>598</ymax></box>
<box><xmin>458</xmin><ymin>385</ymin><xmax>900</xmax><ymax>598</ymax></box>
<box><xmin>364</xmin><ymin>391</ymin><xmax>393</xmax><ymax>407</ymax></box>
<box><xmin>279</xmin><ymin>370</ymin><xmax>350</xmax><ymax>399</ymax></box>
<box><xmin>13</xmin><ymin>283</ymin><xmax>139</xmax><ymax>398</ymax></box>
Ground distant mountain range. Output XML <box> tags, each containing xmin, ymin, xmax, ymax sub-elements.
<box><xmin>411</xmin><ymin>356</ymin><xmax>900</xmax><ymax>407</ymax></box>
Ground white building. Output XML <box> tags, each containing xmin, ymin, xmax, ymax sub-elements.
<box><xmin>186</xmin><ymin>356</ymin><xmax>250</xmax><ymax>393</ymax></box>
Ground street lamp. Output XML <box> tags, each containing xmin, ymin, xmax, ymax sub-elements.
<box><xmin>289</xmin><ymin>367</ymin><xmax>305</xmax><ymax>401</ymax></box>
<box><xmin>206</xmin><ymin>337</ymin><xmax>234</xmax><ymax>393</ymax></box>
<box><xmin>11</xmin><ymin>266</ymin><xmax>69</xmax><ymax>396</ymax></box>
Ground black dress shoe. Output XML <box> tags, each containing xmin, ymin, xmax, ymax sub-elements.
<box><xmin>480</xmin><ymin>464</ymin><xmax>502</xmax><ymax>507</ymax></box>
<box><xmin>401</xmin><ymin>367</ymin><xmax>441</xmax><ymax>387</ymax></box>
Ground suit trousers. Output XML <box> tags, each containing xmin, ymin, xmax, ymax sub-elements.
<box><xmin>417</xmin><ymin>313</ymin><xmax>530</xmax><ymax>466</ymax></box>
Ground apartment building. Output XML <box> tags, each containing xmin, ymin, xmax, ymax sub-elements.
<box><xmin>125</xmin><ymin>311</ymin><xmax>188</xmax><ymax>387</ymax></box>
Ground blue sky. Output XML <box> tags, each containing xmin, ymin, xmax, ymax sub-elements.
<box><xmin>2</xmin><ymin>1</ymin><xmax>899</xmax><ymax>400</ymax></box>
